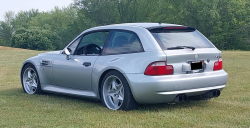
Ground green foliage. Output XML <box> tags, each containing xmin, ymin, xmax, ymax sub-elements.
<box><xmin>12</xmin><ymin>9</ymin><xmax>39</xmax><ymax>29</ymax></box>
<box><xmin>0</xmin><ymin>0</ymin><xmax>249</xmax><ymax>50</ymax></box>
<box><xmin>28</xmin><ymin>6</ymin><xmax>82</xmax><ymax>49</ymax></box>
<box><xmin>0</xmin><ymin>21</ymin><xmax>14</xmax><ymax>46</ymax></box>
<box><xmin>75</xmin><ymin>0</ymin><xmax>119</xmax><ymax>25</ymax></box>
<box><xmin>11</xmin><ymin>27</ymin><xmax>60</xmax><ymax>50</ymax></box>
<box><xmin>0</xmin><ymin>11</ymin><xmax>15</xmax><ymax>46</ymax></box>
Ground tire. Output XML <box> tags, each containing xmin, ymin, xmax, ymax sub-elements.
<box><xmin>21</xmin><ymin>64</ymin><xmax>43</xmax><ymax>94</ymax></box>
<box><xmin>101</xmin><ymin>70</ymin><xmax>138</xmax><ymax>110</ymax></box>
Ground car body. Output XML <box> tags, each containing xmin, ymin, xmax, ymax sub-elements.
<box><xmin>20</xmin><ymin>23</ymin><xmax>228</xmax><ymax>110</ymax></box>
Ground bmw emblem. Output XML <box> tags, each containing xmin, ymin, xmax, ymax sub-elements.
<box><xmin>194</xmin><ymin>54</ymin><xmax>199</xmax><ymax>60</ymax></box>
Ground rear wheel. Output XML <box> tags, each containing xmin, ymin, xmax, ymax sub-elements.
<box><xmin>101</xmin><ymin>71</ymin><xmax>138</xmax><ymax>110</ymax></box>
<box><xmin>21</xmin><ymin>64</ymin><xmax>42</xmax><ymax>94</ymax></box>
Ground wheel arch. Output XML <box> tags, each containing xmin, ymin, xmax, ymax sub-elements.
<box><xmin>21</xmin><ymin>61</ymin><xmax>34</xmax><ymax>74</ymax></box>
<box><xmin>97</xmin><ymin>69</ymin><xmax>136</xmax><ymax>100</ymax></box>
<box><xmin>20</xmin><ymin>61</ymin><xmax>39</xmax><ymax>81</ymax></box>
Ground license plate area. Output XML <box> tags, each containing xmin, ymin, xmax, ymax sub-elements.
<box><xmin>191</xmin><ymin>62</ymin><xmax>202</xmax><ymax>70</ymax></box>
<box><xmin>184</xmin><ymin>60</ymin><xmax>206</xmax><ymax>74</ymax></box>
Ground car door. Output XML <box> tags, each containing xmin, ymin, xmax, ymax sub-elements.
<box><xmin>52</xmin><ymin>31</ymin><xmax>109</xmax><ymax>90</ymax></box>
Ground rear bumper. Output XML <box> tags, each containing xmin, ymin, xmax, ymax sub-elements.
<box><xmin>125</xmin><ymin>70</ymin><xmax>228</xmax><ymax>104</ymax></box>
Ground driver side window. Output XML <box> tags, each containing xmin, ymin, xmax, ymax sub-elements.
<box><xmin>75</xmin><ymin>31</ymin><xmax>109</xmax><ymax>55</ymax></box>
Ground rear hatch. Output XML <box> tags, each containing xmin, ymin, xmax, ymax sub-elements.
<box><xmin>149</xmin><ymin>26</ymin><xmax>221</xmax><ymax>75</ymax></box>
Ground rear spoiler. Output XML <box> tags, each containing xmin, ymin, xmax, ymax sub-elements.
<box><xmin>147</xmin><ymin>26</ymin><xmax>195</xmax><ymax>33</ymax></box>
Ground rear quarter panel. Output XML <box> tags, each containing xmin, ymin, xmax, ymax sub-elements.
<box><xmin>91</xmin><ymin>51</ymin><xmax>167</xmax><ymax>94</ymax></box>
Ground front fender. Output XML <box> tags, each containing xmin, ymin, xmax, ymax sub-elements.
<box><xmin>20</xmin><ymin>56</ymin><xmax>41</xmax><ymax>79</ymax></box>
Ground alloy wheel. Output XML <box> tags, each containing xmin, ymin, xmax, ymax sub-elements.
<box><xmin>102</xmin><ymin>75</ymin><xmax>124</xmax><ymax>110</ymax></box>
<box><xmin>22</xmin><ymin>68</ymin><xmax>38</xmax><ymax>94</ymax></box>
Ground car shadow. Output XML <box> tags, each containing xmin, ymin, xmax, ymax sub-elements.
<box><xmin>137</xmin><ymin>100</ymin><xmax>210</xmax><ymax>112</ymax></box>
<box><xmin>1</xmin><ymin>87</ymin><xmax>211</xmax><ymax>111</ymax></box>
<box><xmin>0</xmin><ymin>87</ymin><xmax>103</xmax><ymax>107</ymax></box>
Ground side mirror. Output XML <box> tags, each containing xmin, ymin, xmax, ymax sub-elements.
<box><xmin>65</xmin><ymin>48</ymin><xmax>71</xmax><ymax>60</ymax></box>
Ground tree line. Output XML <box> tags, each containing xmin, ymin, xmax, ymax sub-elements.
<box><xmin>0</xmin><ymin>0</ymin><xmax>249</xmax><ymax>50</ymax></box>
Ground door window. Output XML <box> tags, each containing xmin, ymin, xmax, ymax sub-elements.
<box><xmin>75</xmin><ymin>31</ymin><xmax>109</xmax><ymax>55</ymax></box>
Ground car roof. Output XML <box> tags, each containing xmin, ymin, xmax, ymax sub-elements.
<box><xmin>87</xmin><ymin>23</ymin><xmax>183</xmax><ymax>31</ymax></box>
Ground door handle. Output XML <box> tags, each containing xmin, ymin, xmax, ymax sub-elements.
<box><xmin>83</xmin><ymin>62</ymin><xmax>91</xmax><ymax>67</ymax></box>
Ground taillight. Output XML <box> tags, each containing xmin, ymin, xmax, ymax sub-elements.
<box><xmin>144</xmin><ymin>61</ymin><xmax>173</xmax><ymax>76</ymax></box>
<box><xmin>213</xmin><ymin>57</ymin><xmax>223</xmax><ymax>71</ymax></box>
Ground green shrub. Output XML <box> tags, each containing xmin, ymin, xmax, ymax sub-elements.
<box><xmin>11</xmin><ymin>27</ymin><xmax>61</xmax><ymax>50</ymax></box>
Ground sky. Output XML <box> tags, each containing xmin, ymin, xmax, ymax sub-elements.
<box><xmin>0</xmin><ymin>0</ymin><xmax>73</xmax><ymax>21</ymax></box>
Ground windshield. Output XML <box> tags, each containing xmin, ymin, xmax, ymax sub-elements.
<box><xmin>151</xmin><ymin>29</ymin><xmax>214</xmax><ymax>50</ymax></box>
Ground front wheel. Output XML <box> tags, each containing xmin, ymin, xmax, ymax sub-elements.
<box><xmin>21</xmin><ymin>64</ymin><xmax>43</xmax><ymax>94</ymax></box>
<box><xmin>101</xmin><ymin>71</ymin><xmax>138</xmax><ymax>110</ymax></box>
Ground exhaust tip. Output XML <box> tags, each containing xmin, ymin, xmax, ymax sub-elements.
<box><xmin>170</xmin><ymin>94</ymin><xmax>188</xmax><ymax>104</ymax></box>
<box><xmin>189</xmin><ymin>90</ymin><xmax>221</xmax><ymax>100</ymax></box>
<box><xmin>179</xmin><ymin>94</ymin><xmax>188</xmax><ymax>102</ymax></box>
<box><xmin>214</xmin><ymin>90</ymin><xmax>220</xmax><ymax>97</ymax></box>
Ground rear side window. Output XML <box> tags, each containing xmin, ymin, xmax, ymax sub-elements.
<box><xmin>104</xmin><ymin>30</ymin><xmax>144</xmax><ymax>54</ymax></box>
<box><xmin>150</xmin><ymin>27</ymin><xmax>214</xmax><ymax>50</ymax></box>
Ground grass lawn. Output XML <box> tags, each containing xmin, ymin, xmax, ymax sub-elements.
<box><xmin>0</xmin><ymin>46</ymin><xmax>249</xmax><ymax>128</ymax></box>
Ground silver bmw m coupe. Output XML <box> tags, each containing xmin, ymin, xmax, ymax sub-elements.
<box><xmin>21</xmin><ymin>23</ymin><xmax>228</xmax><ymax>110</ymax></box>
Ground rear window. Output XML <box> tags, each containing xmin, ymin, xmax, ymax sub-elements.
<box><xmin>150</xmin><ymin>28</ymin><xmax>214</xmax><ymax>50</ymax></box>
